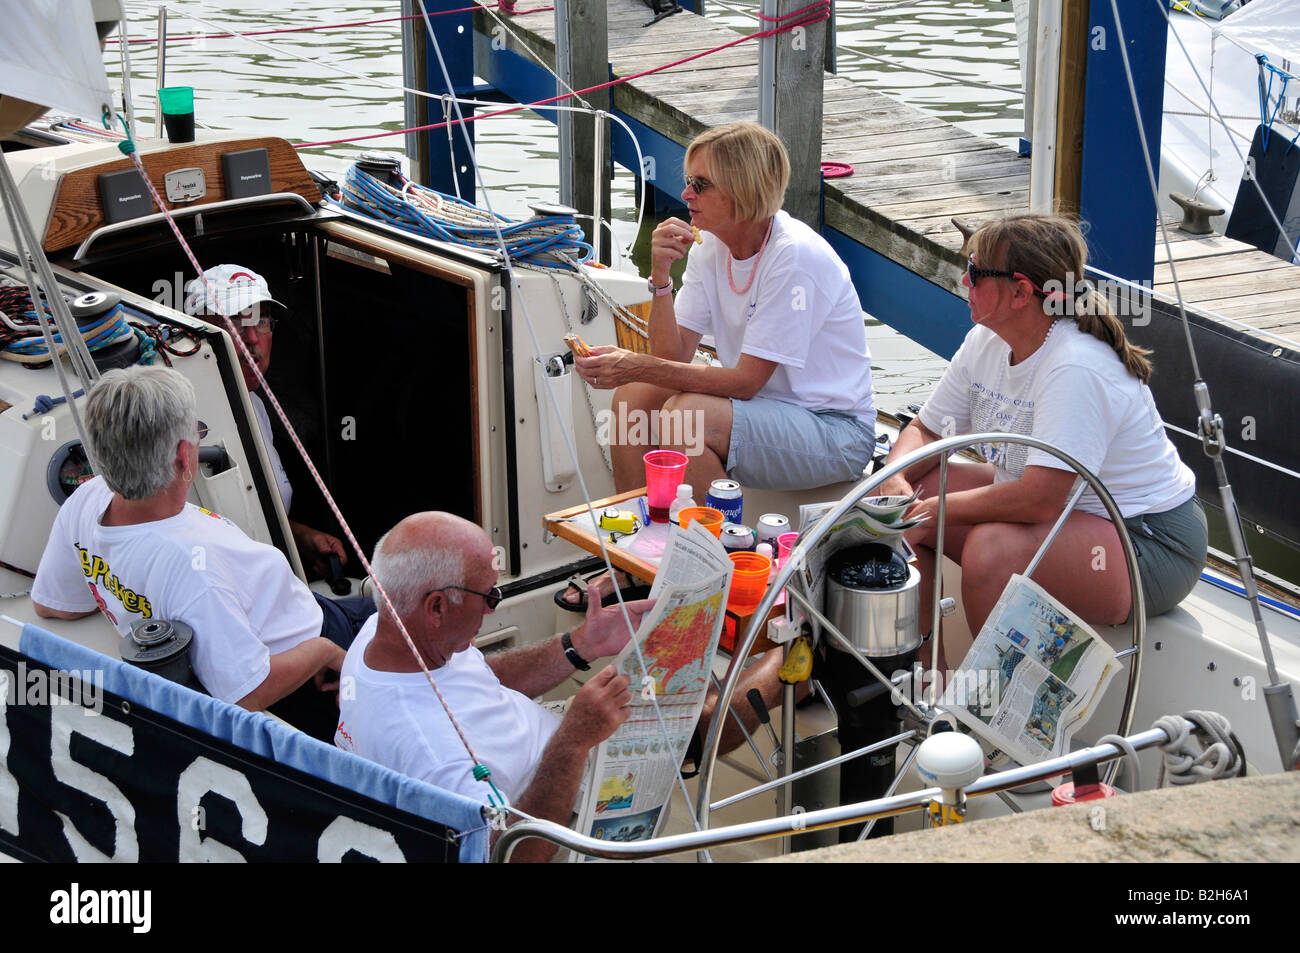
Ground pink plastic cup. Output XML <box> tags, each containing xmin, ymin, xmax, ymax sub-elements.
<box><xmin>777</xmin><ymin>531</ymin><xmax>799</xmax><ymax>566</ymax></box>
<box><xmin>643</xmin><ymin>450</ymin><xmax>688</xmax><ymax>523</ymax></box>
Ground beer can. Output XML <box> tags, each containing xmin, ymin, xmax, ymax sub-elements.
<box><xmin>756</xmin><ymin>513</ymin><xmax>789</xmax><ymax>551</ymax></box>
<box><xmin>706</xmin><ymin>479</ymin><xmax>744</xmax><ymax>524</ymax></box>
<box><xmin>721</xmin><ymin>523</ymin><xmax>756</xmax><ymax>553</ymax></box>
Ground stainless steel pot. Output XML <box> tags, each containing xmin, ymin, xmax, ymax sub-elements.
<box><xmin>823</xmin><ymin>545</ymin><xmax>923</xmax><ymax>658</ymax></box>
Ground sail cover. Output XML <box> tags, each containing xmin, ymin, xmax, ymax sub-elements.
<box><xmin>1214</xmin><ymin>0</ymin><xmax>1300</xmax><ymax>64</ymax></box>
<box><xmin>0</xmin><ymin>0</ymin><xmax>114</xmax><ymax>123</ymax></box>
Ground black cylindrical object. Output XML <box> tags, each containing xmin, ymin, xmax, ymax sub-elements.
<box><xmin>817</xmin><ymin>641</ymin><xmax>918</xmax><ymax>841</ymax></box>
<box><xmin>121</xmin><ymin>619</ymin><xmax>195</xmax><ymax>687</ymax></box>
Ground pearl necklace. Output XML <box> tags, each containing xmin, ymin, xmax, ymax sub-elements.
<box><xmin>726</xmin><ymin>218</ymin><xmax>774</xmax><ymax>297</ymax></box>
<box><xmin>979</xmin><ymin>319</ymin><xmax>1062</xmax><ymax>470</ymax></box>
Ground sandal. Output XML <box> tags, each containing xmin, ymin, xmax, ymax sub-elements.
<box><xmin>553</xmin><ymin>569</ymin><xmax>648</xmax><ymax>613</ymax></box>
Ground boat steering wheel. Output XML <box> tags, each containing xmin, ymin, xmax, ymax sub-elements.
<box><xmin>693</xmin><ymin>431</ymin><xmax>1147</xmax><ymax>839</ymax></box>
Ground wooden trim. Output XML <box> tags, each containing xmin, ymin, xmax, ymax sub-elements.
<box><xmin>43</xmin><ymin>137</ymin><xmax>321</xmax><ymax>253</ymax></box>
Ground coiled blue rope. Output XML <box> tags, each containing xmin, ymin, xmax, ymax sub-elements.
<box><xmin>336</xmin><ymin>165</ymin><xmax>592</xmax><ymax>269</ymax></box>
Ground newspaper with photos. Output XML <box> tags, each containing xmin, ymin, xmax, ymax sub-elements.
<box><xmin>941</xmin><ymin>573</ymin><xmax>1120</xmax><ymax>765</ymax></box>
<box><xmin>788</xmin><ymin>492</ymin><xmax>924</xmax><ymax>621</ymax></box>
<box><xmin>571</xmin><ymin>520</ymin><xmax>732</xmax><ymax>858</ymax></box>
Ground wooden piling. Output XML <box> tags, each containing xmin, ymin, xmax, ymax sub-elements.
<box><xmin>556</xmin><ymin>0</ymin><xmax>612</xmax><ymax>262</ymax></box>
<box><xmin>758</xmin><ymin>0</ymin><xmax>827</xmax><ymax>229</ymax></box>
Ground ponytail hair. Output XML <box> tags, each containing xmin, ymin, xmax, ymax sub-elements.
<box><xmin>970</xmin><ymin>213</ymin><xmax>1153</xmax><ymax>384</ymax></box>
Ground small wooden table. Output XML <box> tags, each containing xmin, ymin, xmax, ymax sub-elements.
<box><xmin>543</xmin><ymin>488</ymin><xmax>781</xmax><ymax>655</ymax></box>
<box><xmin>543</xmin><ymin>487</ymin><xmax>660</xmax><ymax>583</ymax></box>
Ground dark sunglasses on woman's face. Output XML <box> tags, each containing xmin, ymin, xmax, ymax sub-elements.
<box><xmin>965</xmin><ymin>257</ymin><xmax>1020</xmax><ymax>284</ymax></box>
<box><xmin>683</xmin><ymin>174</ymin><xmax>713</xmax><ymax>195</ymax></box>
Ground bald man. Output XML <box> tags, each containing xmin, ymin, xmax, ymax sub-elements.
<box><xmin>335</xmin><ymin>512</ymin><xmax>654</xmax><ymax>862</ymax></box>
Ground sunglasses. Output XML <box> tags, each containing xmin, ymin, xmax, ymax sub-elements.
<box><xmin>238</xmin><ymin>314</ymin><xmax>277</xmax><ymax>333</ymax></box>
<box><xmin>426</xmin><ymin>585</ymin><xmax>503</xmax><ymax>610</ymax></box>
<box><xmin>965</xmin><ymin>257</ymin><xmax>1020</xmax><ymax>284</ymax></box>
<box><xmin>964</xmin><ymin>257</ymin><xmax>1054</xmax><ymax>298</ymax></box>
<box><xmin>683</xmin><ymin>174</ymin><xmax>713</xmax><ymax>195</ymax></box>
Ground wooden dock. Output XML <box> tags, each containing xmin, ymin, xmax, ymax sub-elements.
<box><xmin>475</xmin><ymin>0</ymin><xmax>1300</xmax><ymax>349</ymax></box>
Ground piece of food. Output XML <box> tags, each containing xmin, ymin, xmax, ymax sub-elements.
<box><xmin>691</xmin><ymin>225</ymin><xmax>703</xmax><ymax>244</ymax></box>
<box><xmin>564</xmin><ymin>333</ymin><xmax>592</xmax><ymax>358</ymax></box>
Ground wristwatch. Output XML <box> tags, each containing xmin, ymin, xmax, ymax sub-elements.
<box><xmin>647</xmin><ymin>276</ymin><xmax>674</xmax><ymax>297</ymax></box>
<box><xmin>561</xmin><ymin>631</ymin><xmax>591</xmax><ymax>671</ymax></box>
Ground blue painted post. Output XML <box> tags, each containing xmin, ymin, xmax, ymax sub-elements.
<box><xmin>417</xmin><ymin>0</ymin><xmax>478</xmax><ymax>201</ymax></box>
<box><xmin>1078</xmin><ymin>1</ymin><xmax>1167</xmax><ymax>284</ymax></box>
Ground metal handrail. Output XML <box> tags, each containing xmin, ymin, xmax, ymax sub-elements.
<box><xmin>695</xmin><ymin>432</ymin><xmax>1147</xmax><ymax>835</ymax></box>
<box><xmin>72</xmin><ymin>192</ymin><xmax>316</xmax><ymax>260</ymax></box>
<box><xmin>489</xmin><ymin>720</ymin><xmax>1185</xmax><ymax>862</ymax></box>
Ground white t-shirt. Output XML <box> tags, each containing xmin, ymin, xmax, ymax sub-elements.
<box><xmin>919</xmin><ymin>321</ymin><xmax>1196</xmax><ymax>518</ymax></box>
<box><xmin>675</xmin><ymin>210</ymin><xmax>876</xmax><ymax>428</ymax></box>
<box><xmin>251</xmin><ymin>392</ymin><xmax>293</xmax><ymax>513</ymax></box>
<box><xmin>31</xmin><ymin>477</ymin><xmax>322</xmax><ymax>703</ymax></box>
<box><xmin>335</xmin><ymin>616</ymin><xmax>561</xmax><ymax>803</ymax></box>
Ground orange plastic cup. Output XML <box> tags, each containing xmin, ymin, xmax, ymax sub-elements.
<box><xmin>727</xmin><ymin>551</ymin><xmax>772</xmax><ymax>614</ymax></box>
<box><xmin>678</xmin><ymin>505</ymin><xmax>724</xmax><ymax>537</ymax></box>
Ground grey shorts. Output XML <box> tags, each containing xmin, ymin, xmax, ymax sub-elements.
<box><xmin>726</xmin><ymin>396</ymin><xmax>875</xmax><ymax>491</ymax></box>
<box><xmin>1123</xmin><ymin>496</ymin><xmax>1208</xmax><ymax>616</ymax></box>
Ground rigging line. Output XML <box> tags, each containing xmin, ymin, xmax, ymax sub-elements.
<box><xmin>159</xmin><ymin>3</ymin><xmax>515</xmax><ymax>116</ymax></box>
<box><xmin>1162</xmin><ymin>422</ymin><xmax>1300</xmax><ymax>480</ymax></box>
<box><xmin>1158</xmin><ymin>0</ymin><xmax>1298</xmax><ymax>256</ymax></box>
<box><xmin>105</xmin><ymin>5</ymin><xmax>545</xmax><ymax>43</ymax></box>
<box><xmin>1164</xmin><ymin>76</ymin><xmax>1268</xmax><ymax>125</ymax></box>
<box><xmin>113</xmin><ymin>139</ymin><xmax>495</xmax><ymax>793</ymax></box>
<box><xmin>1127</xmin><ymin>0</ymin><xmax>1288</xmax><ymax>691</ymax></box>
<box><xmin>296</xmin><ymin>95</ymin><xmax>651</xmax><ymax>268</ymax></box>
<box><xmin>302</xmin><ymin>0</ymin><xmax>831</xmax><ymax>150</ymax></box>
<box><xmin>416</xmin><ymin>0</ymin><xmax>718</xmax><ymax>844</ymax></box>
<box><xmin>836</xmin><ymin>44</ymin><xmax>1024</xmax><ymax>95</ymax></box>
<box><xmin>706</xmin><ymin>0</ymin><xmax>1023</xmax><ymax>94</ymax></box>
<box><xmin>470</xmin><ymin>0</ymin><xmax>595</xmax><ymax>115</ymax></box>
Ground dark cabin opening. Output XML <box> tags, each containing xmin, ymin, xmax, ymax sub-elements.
<box><xmin>74</xmin><ymin>222</ymin><xmax>480</xmax><ymax>574</ymax></box>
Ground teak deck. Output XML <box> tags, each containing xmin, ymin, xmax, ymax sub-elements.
<box><xmin>476</xmin><ymin>0</ymin><xmax>1299</xmax><ymax>346</ymax></box>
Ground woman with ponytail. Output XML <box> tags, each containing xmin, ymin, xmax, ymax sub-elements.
<box><xmin>880</xmin><ymin>213</ymin><xmax>1206</xmax><ymax>654</ymax></box>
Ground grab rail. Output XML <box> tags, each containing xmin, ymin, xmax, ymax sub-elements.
<box><xmin>489</xmin><ymin>720</ymin><xmax>1188</xmax><ymax>862</ymax></box>
<box><xmin>73</xmin><ymin>192</ymin><xmax>316</xmax><ymax>260</ymax></box>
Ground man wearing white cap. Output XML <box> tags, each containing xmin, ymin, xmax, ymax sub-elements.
<box><xmin>184</xmin><ymin>264</ymin><xmax>347</xmax><ymax>578</ymax></box>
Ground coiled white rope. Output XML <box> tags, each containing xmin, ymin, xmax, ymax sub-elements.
<box><xmin>1096</xmin><ymin>732</ymin><xmax>1142</xmax><ymax>792</ymax></box>
<box><xmin>1153</xmin><ymin>711</ymin><xmax>1244</xmax><ymax>787</ymax></box>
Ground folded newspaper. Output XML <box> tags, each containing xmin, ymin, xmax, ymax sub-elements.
<box><xmin>570</xmin><ymin>519</ymin><xmax>732</xmax><ymax>858</ymax></box>
<box><xmin>941</xmin><ymin>573</ymin><xmax>1119</xmax><ymax>765</ymax></box>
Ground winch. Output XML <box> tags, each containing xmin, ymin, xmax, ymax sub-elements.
<box><xmin>120</xmin><ymin>619</ymin><xmax>197</xmax><ymax>688</ymax></box>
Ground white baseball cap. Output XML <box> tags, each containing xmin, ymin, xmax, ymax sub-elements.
<box><xmin>183</xmin><ymin>264</ymin><xmax>285</xmax><ymax>317</ymax></box>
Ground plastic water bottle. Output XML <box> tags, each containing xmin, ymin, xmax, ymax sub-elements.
<box><xmin>668</xmin><ymin>484</ymin><xmax>695</xmax><ymax>525</ymax></box>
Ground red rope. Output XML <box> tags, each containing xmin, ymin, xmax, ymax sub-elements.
<box><xmin>103</xmin><ymin>4</ymin><xmax>554</xmax><ymax>44</ymax></box>
<box><xmin>820</xmin><ymin>160</ymin><xmax>853</xmax><ymax>179</ymax></box>
<box><xmin>295</xmin><ymin>1</ymin><xmax>831</xmax><ymax>149</ymax></box>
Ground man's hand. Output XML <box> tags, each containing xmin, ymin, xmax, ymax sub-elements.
<box><xmin>558</xmin><ymin>666</ymin><xmax>632</xmax><ymax>749</ymax></box>
<box><xmin>312</xmin><ymin>643</ymin><xmax>347</xmax><ymax>695</ymax></box>
<box><xmin>291</xmin><ymin>521</ymin><xmax>347</xmax><ymax>578</ymax></box>
<box><xmin>572</xmin><ymin>589</ymin><xmax>655</xmax><ymax>661</ymax></box>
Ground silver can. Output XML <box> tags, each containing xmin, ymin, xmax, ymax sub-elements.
<box><xmin>720</xmin><ymin>523</ymin><xmax>756</xmax><ymax>553</ymax></box>
<box><xmin>755</xmin><ymin>513</ymin><xmax>789</xmax><ymax>551</ymax></box>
